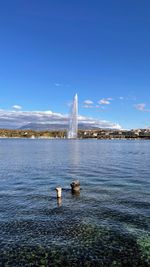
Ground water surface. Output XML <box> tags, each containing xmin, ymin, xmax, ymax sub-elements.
<box><xmin>0</xmin><ymin>139</ymin><xmax>149</xmax><ymax>266</ymax></box>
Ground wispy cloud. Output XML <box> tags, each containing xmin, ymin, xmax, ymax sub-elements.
<box><xmin>82</xmin><ymin>105</ymin><xmax>105</xmax><ymax>110</ymax></box>
<box><xmin>83</xmin><ymin>105</ymin><xmax>94</xmax><ymax>108</ymax></box>
<box><xmin>0</xmin><ymin>109</ymin><xmax>122</xmax><ymax>129</ymax></box>
<box><xmin>83</xmin><ymin>98</ymin><xmax>114</xmax><ymax>109</ymax></box>
<box><xmin>54</xmin><ymin>83</ymin><xmax>61</xmax><ymax>87</ymax></box>
<box><xmin>54</xmin><ymin>83</ymin><xmax>71</xmax><ymax>88</ymax></box>
<box><xmin>83</xmin><ymin>100</ymin><xmax>94</xmax><ymax>105</ymax></box>
<box><xmin>118</xmin><ymin>96</ymin><xmax>137</xmax><ymax>101</ymax></box>
<box><xmin>83</xmin><ymin>99</ymin><xmax>95</xmax><ymax>108</ymax></box>
<box><xmin>98</xmin><ymin>98</ymin><xmax>113</xmax><ymax>105</ymax></box>
<box><xmin>83</xmin><ymin>99</ymin><xmax>94</xmax><ymax>108</ymax></box>
<box><xmin>135</xmin><ymin>103</ymin><xmax>150</xmax><ymax>112</ymax></box>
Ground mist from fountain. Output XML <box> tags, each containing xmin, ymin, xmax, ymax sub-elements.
<box><xmin>68</xmin><ymin>94</ymin><xmax>78</xmax><ymax>139</ymax></box>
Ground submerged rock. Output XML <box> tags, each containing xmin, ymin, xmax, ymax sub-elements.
<box><xmin>70</xmin><ymin>180</ymin><xmax>80</xmax><ymax>193</ymax></box>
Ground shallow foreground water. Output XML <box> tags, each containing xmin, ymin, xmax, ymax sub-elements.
<box><xmin>0</xmin><ymin>139</ymin><xmax>149</xmax><ymax>267</ymax></box>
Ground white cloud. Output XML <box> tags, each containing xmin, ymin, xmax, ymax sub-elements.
<box><xmin>42</xmin><ymin>110</ymin><xmax>53</xmax><ymax>114</ymax></box>
<box><xmin>12</xmin><ymin>105</ymin><xmax>22</xmax><ymax>110</ymax></box>
<box><xmin>83</xmin><ymin>100</ymin><xmax>94</xmax><ymax>108</ymax></box>
<box><xmin>135</xmin><ymin>103</ymin><xmax>150</xmax><ymax>112</ymax></box>
<box><xmin>98</xmin><ymin>98</ymin><xmax>113</xmax><ymax>105</ymax></box>
<box><xmin>78</xmin><ymin>115</ymin><xmax>122</xmax><ymax>129</ymax></box>
<box><xmin>0</xmin><ymin>109</ymin><xmax>122</xmax><ymax>130</ymax></box>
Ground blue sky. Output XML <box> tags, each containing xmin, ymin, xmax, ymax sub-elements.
<box><xmin>0</xmin><ymin>0</ymin><xmax>150</xmax><ymax>129</ymax></box>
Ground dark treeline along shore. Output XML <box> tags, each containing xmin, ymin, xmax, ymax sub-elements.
<box><xmin>0</xmin><ymin>128</ymin><xmax>150</xmax><ymax>139</ymax></box>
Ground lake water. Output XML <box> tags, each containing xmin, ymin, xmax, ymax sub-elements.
<box><xmin>0</xmin><ymin>139</ymin><xmax>149</xmax><ymax>267</ymax></box>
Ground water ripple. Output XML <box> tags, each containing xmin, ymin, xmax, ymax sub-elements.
<box><xmin>0</xmin><ymin>139</ymin><xmax>149</xmax><ymax>266</ymax></box>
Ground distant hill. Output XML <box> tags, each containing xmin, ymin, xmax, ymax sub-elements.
<box><xmin>19</xmin><ymin>123</ymin><xmax>100</xmax><ymax>131</ymax></box>
<box><xmin>19</xmin><ymin>123</ymin><xmax>67</xmax><ymax>131</ymax></box>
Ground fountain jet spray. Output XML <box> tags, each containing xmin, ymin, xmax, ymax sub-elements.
<box><xmin>68</xmin><ymin>94</ymin><xmax>78</xmax><ymax>139</ymax></box>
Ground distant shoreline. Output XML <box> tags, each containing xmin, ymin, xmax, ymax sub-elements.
<box><xmin>0</xmin><ymin>129</ymin><xmax>150</xmax><ymax>140</ymax></box>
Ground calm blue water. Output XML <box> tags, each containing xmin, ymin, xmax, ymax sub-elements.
<box><xmin>0</xmin><ymin>139</ymin><xmax>149</xmax><ymax>267</ymax></box>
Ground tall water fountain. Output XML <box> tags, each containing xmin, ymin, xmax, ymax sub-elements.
<box><xmin>68</xmin><ymin>93</ymin><xmax>78</xmax><ymax>139</ymax></box>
